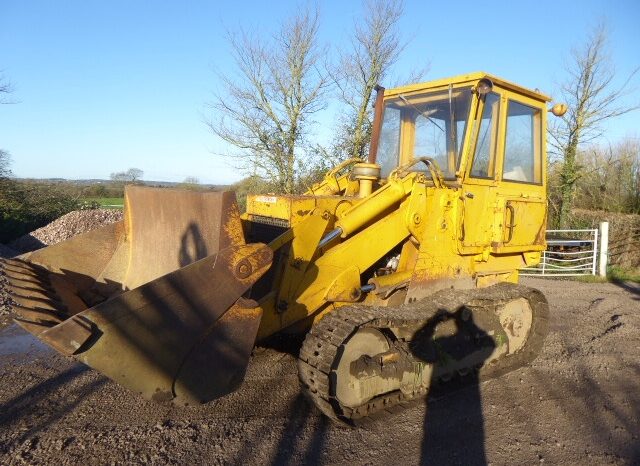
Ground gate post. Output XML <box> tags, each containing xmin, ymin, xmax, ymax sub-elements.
<box><xmin>598</xmin><ymin>221</ymin><xmax>609</xmax><ymax>277</ymax></box>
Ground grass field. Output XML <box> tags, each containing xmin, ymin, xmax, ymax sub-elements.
<box><xmin>573</xmin><ymin>266</ymin><xmax>640</xmax><ymax>283</ymax></box>
<box><xmin>82</xmin><ymin>197</ymin><xmax>124</xmax><ymax>208</ymax></box>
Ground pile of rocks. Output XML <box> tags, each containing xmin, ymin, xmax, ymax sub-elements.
<box><xmin>0</xmin><ymin>209</ymin><xmax>123</xmax><ymax>322</ymax></box>
<box><xmin>8</xmin><ymin>209</ymin><xmax>123</xmax><ymax>253</ymax></box>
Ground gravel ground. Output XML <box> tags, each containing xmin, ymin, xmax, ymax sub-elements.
<box><xmin>0</xmin><ymin>277</ymin><xmax>639</xmax><ymax>465</ymax></box>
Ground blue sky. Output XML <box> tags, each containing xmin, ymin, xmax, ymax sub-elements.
<box><xmin>0</xmin><ymin>0</ymin><xmax>638</xmax><ymax>184</ymax></box>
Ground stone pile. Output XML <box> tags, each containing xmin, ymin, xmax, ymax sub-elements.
<box><xmin>8</xmin><ymin>209</ymin><xmax>123</xmax><ymax>253</ymax></box>
<box><xmin>0</xmin><ymin>209</ymin><xmax>123</xmax><ymax>321</ymax></box>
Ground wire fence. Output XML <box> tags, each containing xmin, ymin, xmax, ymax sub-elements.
<box><xmin>520</xmin><ymin>229</ymin><xmax>599</xmax><ymax>277</ymax></box>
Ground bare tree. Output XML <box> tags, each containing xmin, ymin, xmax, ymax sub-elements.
<box><xmin>110</xmin><ymin>172</ymin><xmax>128</xmax><ymax>183</ymax></box>
<box><xmin>329</xmin><ymin>0</ymin><xmax>426</xmax><ymax>161</ymax></box>
<box><xmin>573</xmin><ymin>139</ymin><xmax>640</xmax><ymax>214</ymax></box>
<box><xmin>127</xmin><ymin>168</ymin><xmax>143</xmax><ymax>182</ymax></box>
<box><xmin>0</xmin><ymin>71</ymin><xmax>15</xmax><ymax>105</ymax></box>
<box><xmin>549</xmin><ymin>23</ymin><xmax>639</xmax><ymax>227</ymax></box>
<box><xmin>208</xmin><ymin>9</ymin><xmax>328</xmax><ymax>194</ymax></box>
<box><xmin>179</xmin><ymin>176</ymin><xmax>201</xmax><ymax>190</ymax></box>
<box><xmin>0</xmin><ymin>149</ymin><xmax>11</xmax><ymax>179</ymax></box>
<box><xmin>110</xmin><ymin>168</ymin><xmax>143</xmax><ymax>183</ymax></box>
<box><xmin>1</xmin><ymin>73</ymin><xmax>14</xmax><ymax>178</ymax></box>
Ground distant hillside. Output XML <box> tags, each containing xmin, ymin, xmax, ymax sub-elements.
<box><xmin>13</xmin><ymin>178</ymin><xmax>232</xmax><ymax>190</ymax></box>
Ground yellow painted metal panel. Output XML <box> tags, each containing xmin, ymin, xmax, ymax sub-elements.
<box><xmin>385</xmin><ymin>72</ymin><xmax>551</xmax><ymax>102</ymax></box>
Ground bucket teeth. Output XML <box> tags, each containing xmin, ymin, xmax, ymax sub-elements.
<box><xmin>9</xmin><ymin>293</ymin><xmax>65</xmax><ymax>312</ymax></box>
<box><xmin>2</xmin><ymin>258</ymin><xmax>46</xmax><ymax>272</ymax></box>
<box><xmin>12</xmin><ymin>304</ymin><xmax>64</xmax><ymax>325</ymax></box>
<box><xmin>2</xmin><ymin>266</ymin><xmax>51</xmax><ymax>283</ymax></box>
<box><xmin>8</xmin><ymin>294</ymin><xmax>69</xmax><ymax>336</ymax></box>
<box><xmin>2</xmin><ymin>263</ymin><xmax>49</xmax><ymax>279</ymax></box>
<box><xmin>4</xmin><ymin>275</ymin><xmax>55</xmax><ymax>293</ymax></box>
<box><xmin>2</xmin><ymin>259</ymin><xmax>69</xmax><ymax>326</ymax></box>
<box><xmin>14</xmin><ymin>317</ymin><xmax>56</xmax><ymax>336</ymax></box>
<box><xmin>6</xmin><ymin>284</ymin><xmax>61</xmax><ymax>303</ymax></box>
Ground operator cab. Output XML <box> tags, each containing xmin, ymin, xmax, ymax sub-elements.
<box><xmin>372</xmin><ymin>72</ymin><xmax>551</xmax><ymax>188</ymax></box>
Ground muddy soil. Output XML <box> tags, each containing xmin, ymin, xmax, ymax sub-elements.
<box><xmin>0</xmin><ymin>278</ymin><xmax>639</xmax><ymax>465</ymax></box>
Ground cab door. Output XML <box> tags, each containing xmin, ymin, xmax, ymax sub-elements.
<box><xmin>458</xmin><ymin>91</ymin><xmax>502</xmax><ymax>253</ymax></box>
<box><xmin>492</xmin><ymin>93</ymin><xmax>547</xmax><ymax>252</ymax></box>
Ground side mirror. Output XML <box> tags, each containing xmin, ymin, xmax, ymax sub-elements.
<box><xmin>549</xmin><ymin>103</ymin><xmax>568</xmax><ymax>117</ymax></box>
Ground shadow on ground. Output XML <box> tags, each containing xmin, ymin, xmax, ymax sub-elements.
<box><xmin>0</xmin><ymin>364</ymin><xmax>107</xmax><ymax>453</ymax></box>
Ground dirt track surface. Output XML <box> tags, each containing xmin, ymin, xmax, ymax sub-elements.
<box><xmin>0</xmin><ymin>278</ymin><xmax>639</xmax><ymax>465</ymax></box>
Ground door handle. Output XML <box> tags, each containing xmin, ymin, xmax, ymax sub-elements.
<box><xmin>505</xmin><ymin>202</ymin><xmax>516</xmax><ymax>243</ymax></box>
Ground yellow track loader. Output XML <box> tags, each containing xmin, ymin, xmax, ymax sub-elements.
<box><xmin>2</xmin><ymin>72</ymin><xmax>566</xmax><ymax>424</ymax></box>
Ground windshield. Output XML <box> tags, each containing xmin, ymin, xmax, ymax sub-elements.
<box><xmin>375</xmin><ymin>86</ymin><xmax>473</xmax><ymax>179</ymax></box>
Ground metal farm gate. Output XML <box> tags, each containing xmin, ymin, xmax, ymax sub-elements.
<box><xmin>520</xmin><ymin>228</ymin><xmax>600</xmax><ymax>277</ymax></box>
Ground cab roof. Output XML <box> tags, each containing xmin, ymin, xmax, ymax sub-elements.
<box><xmin>384</xmin><ymin>71</ymin><xmax>552</xmax><ymax>102</ymax></box>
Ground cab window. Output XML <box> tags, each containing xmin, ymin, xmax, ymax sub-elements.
<box><xmin>376</xmin><ymin>87</ymin><xmax>473</xmax><ymax>179</ymax></box>
<box><xmin>412</xmin><ymin>87</ymin><xmax>472</xmax><ymax>178</ymax></box>
<box><xmin>377</xmin><ymin>107</ymin><xmax>401</xmax><ymax>178</ymax></box>
<box><xmin>470</xmin><ymin>92</ymin><xmax>500</xmax><ymax>179</ymax></box>
<box><xmin>503</xmin><ymin>100</ymin><xmax>542</xmax><ymax>183</ymax></box>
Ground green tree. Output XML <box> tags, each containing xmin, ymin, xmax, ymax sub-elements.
<box><xmin>0</xmin><ymin>181</ymin><xmax>77</xmax><ymax>243</ymax></box>
<box><xmin>231</xmin><ymin>175</ymin><xmax>272</xmax><ymax>211</ymax></box>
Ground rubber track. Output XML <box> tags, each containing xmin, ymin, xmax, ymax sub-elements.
<box><xmin>297</xmin><ymin>283</ymin><xmax>549</xmax><ymax>425</ymax></box>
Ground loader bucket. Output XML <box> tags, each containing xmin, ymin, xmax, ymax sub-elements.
<box><xmin>1</xmin><ymin>186</ymin><xmax>273</xmax><ymax>405</ymax></box>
